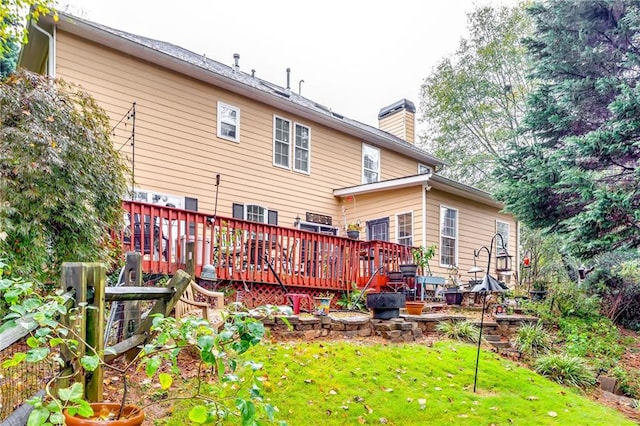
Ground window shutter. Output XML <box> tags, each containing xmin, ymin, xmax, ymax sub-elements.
<box><xmin>232</xmin><ymin>203</ymin><xmax>244</xmax><ymax>219</ymax></box>
<box><xmin>184</xmin><ymin>197</ymin><xmax>198</xmax><ymax>211</ymax></box>
<box><xmin>268</xmin><ymin>210</ymin><xmax>278</xmax><ymax>225</ymax></box>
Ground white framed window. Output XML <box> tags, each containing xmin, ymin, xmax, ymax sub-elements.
<box><xmin>396</xmin><ymin>212</ymin><xmax>413</xmax><ymax>246</ymax></box>
<box><xmin>294</xmin><ymin>123</ymin><xmax>310</xmax><ymax>173</ymax></box>
<box><xmin>366</xmin><ymin>217</ymin><xmax>389</xmax><ymax>241</ymax></box>
<box><xmin>232</xmin><ymin>203</ymin><xmax>278</xmax><ymax>225</ymax></box>
<box><xmin>439</xmin><ymin>205</ymin><xmax>458</xmax><ymax>267</ymax></box>
<box><xmin>217</xmin><ymin>102</ymin><xmax>240</xmax><ymax>142</ymax></box>
<box><xmin>273</xmin><ymin>116</ymin><xmax>291</xmax><ymax>168</ymax></box>
<box><xmin>496</xmin><ymin>220</ymin><xmax>510</xmax><ymax>254</ymax></box>
<box><xmin>418</xmin><ymin>163</ymin><xmax>432</xmax><ymax>175</ymax></box>
<box><xmin>362</xmin><ymin>143</ymin><xmax>380</xmax><ymax>183</ymax></box>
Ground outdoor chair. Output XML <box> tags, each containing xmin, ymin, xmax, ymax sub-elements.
<box><xmin>174</xmin><ymin>280</ymin><xmax>225</xmax><ymax>329</ymax></box>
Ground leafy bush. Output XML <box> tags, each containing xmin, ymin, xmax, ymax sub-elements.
<box><xmin>610</xmin><ymin>366</ymin><xmax>640</xmax><ymax>399</ymax></box>
<box><xmin>336</xmin><ymin>283</ymin><xmax>366</xmax><ymax>311</ymax></box>
<box><xmin>436</xmin><ymin>320</ymin><xmax>479</xmax><ymax>343</ymax></box>
<box><xmin>534</xmin><ymin>354</ymin><xmax>596</xmax><ymax>388</ymax></box>
<box><xmin>558</xmin><ymin>317</ymin><xmax>623</xmax><ymax>363</ymax></box>
<box><xmin>588</xmin><ymin>256</ymin><xmax>640</xmax><ymax>328</ymax></box>
<box><xmin>0</xmin><ymin>70</ymin><xmax>128</xmax><ymax>282</ymax></box>
<box><xmin>551</xmin><ymin>280</ymin><xmax>601</xmax><ymax>319</ymax></box>
<box><xmin>514</xmin><ymin>321</ymin><xmax>552</xmax><ymax>356</ymax></box>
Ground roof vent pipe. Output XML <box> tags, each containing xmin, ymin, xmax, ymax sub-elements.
<box><xmin>251</xmin><ymin>69</ymin><xmax>255</xmax><ymax>78</ymax></box>
<box><xmin>299</xmin><ymin>79</ymin><xmax>304</xmax><ymax>95</ymax></box>
<box><xmin>286</xmin><ymin>68</ymin><xmax>291</xmax><ymax>93</ymax></box>
<box><xmin>233</xmin><ymin>53</ymin><xmax>240</xmax><ymax>72</ymax></box>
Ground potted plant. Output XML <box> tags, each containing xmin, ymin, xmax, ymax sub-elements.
<box><xmin>529</xmin><ymin>280</ymin><xmax>548</xmax><ymax>300</ymax></box>
<box><xmin>398</xmin><ymin>262</ymin><xmax>418</xmax><ymax>278</ymax></box>
<box><xmin>0</xmin><ymin>266</ymin><xmax>278</xmax><ymax>426</ymax></box>
<box><xmin>412</xmin><ymin>244</ymin><xmax>437</xmax><ymax>286</ymax></box>
<box><xmin>314</xmin><ymin>292</ymin><xmax>333</xmax><ymax>315</ymax></box>
<box><xmin>346</xmin><ymin>223</ymin><xmax>361</xmax><ymax>240</ymax></box>
<box><xmin>443</xmin><ymin>266</ymin><xmax>463</xmax><ymax>305</ymax></box>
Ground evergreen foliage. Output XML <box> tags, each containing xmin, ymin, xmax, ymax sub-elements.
<box><xmin>495</xmin><ymin>0</ymin><xmax>640</xmax><ymax>258</ymax></box>
<box><xmin>0</xmin><ymin>70</ymin><xmax>128</xmax><ymax>282</ymax></box>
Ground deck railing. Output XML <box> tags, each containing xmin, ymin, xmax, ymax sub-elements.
<box><xmin>119</xmin><ymin>201</ymin><xmax>414</xmax><ymax>291</ymax></box>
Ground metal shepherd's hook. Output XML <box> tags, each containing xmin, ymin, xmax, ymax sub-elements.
<box><xmin>214</xmin><ymin>174</ymin><xmax>220</xmax><ymax>218</ymax></box>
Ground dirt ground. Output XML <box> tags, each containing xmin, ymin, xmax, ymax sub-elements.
<box><xmin>101</xmin><ymin>325</ymin><xmax>640</xmax><ymax>425</ymax></box>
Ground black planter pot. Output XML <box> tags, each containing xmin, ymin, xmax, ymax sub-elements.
<box><xmin>366</xmin><ymin>292</ymin><xmax>406</xmax><ymax>319</ymax></box>
<box><xmin>444</xmin><ymin>290</ymin><xmax>463</xmax><ymax>305</ymax></box>
<box><xmin>387</xmin><ymin>271</ymin><xmax>404</xmax><ymax>281</ymax></box>
<box><xmin>529</xmin><ymin>290</ymin><xmax>548</xmax><ymax>301</ymax></box>
<box><xmin>398</xmin><ymin>264</ymin><xmax>418</xmax><ymax>278</ymax></box>
<box><xmin>347</xmin><ymin>230</ymin><xmax>360</xmax><ymax>239</ymax></box>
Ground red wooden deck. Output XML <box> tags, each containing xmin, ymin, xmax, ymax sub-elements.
<box><xmin>119</xmin><ymin>201</ymin><xmax>413</xmax><ymax>295</ymax></box>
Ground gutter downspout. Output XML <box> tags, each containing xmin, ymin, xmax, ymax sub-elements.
<box><xmin>32</xmin><ymin>20</ymin><xmax>55</xmax><ymax>78</ymax></box>
<box><xmin>422</xmin><ymin>179</ymin><xmax>431</xmax><ymax>247</ymax></box>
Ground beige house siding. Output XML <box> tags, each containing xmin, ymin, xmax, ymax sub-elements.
<box><xmin>342</xmin><ymin>186</ymin><xmax>425</xmax><ymax>245</ymax></box>
<box><xmin>54</xmin><ymin>31</ymin><xmax>422</xmax><ymax>230</ymax></box>
<box><xmin>425</xmin><ymin>188</ymin><xmax>516</xmax><ymax>281</ymax></box>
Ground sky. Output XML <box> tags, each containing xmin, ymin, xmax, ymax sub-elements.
<box><xmin>59</xmin><ymin>0</ymin><xmax>517</xmax><ymax>128</ymax></box>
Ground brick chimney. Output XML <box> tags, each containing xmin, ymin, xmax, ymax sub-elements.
<box><xmin>378</xmin><ymin>99</ymin><xmax>416</xmax><ymax>144</ymax></box>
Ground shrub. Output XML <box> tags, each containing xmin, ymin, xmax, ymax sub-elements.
<box><xmin>534</xmin><ymin>354</ymin><xmax>596</xmax><ymax>388</ymax></box>
<box><xmin>336</xmin><ymin>283</ymin><xmax>366</xmax><ymax>311</ymax></box>
<box><xmin>436</xmin><ymin>320</ymin><xmax>479</xmax><ymax>343</ymax></box>
<box><xmin>558</xmin><ymin>317</ymin><xmax>623</xmax><ymax>362</ymax></box>
<box><xmin>610</xmin><ymin>366</ymin><xmax>640</xmax><ymax>399</ymax></box>
<box><xmin>514</xmin><ymin>321</ymin><xmax>552</xmax><ymax>356</ymax></box>
<box><xmin>0</xmin><ymin>70</ymin><xmax>128</xmax><ymax>282</ymax></box>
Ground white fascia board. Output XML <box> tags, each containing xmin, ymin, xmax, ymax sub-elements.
<box><xmin>333</xmin><ymin>174</ymin><xmax>431</xmax><ymax>197</ymax></box>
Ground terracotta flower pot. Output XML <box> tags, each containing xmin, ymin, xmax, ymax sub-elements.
<box><xmin>405</xmin><ymin>301</ymin><xmax>424</xmax><ymax>315</ymax></box>
<box><xmin>63</xmin><ymin>403</ymin><xmax>144</xmax><ymax>426</ymax></box>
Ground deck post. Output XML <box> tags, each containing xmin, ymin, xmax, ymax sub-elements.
<box><xmin>186</xmin><ymin>241</ymin><xmax>196</xmax><ymax>278</ymax></box>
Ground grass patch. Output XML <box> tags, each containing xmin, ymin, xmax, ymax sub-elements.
<box><xmin>162</xmin><ymin>340</ymin><xmax>634</xmax><ymax>425</ymax></box>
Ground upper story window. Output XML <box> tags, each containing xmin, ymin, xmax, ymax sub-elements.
<box><xmin>217</xmin><ymin>102</ymin><xmax>240</xmax><ymax>142</ymax></box>
<box><xmin>396</xmin><ymin>212</ymin><xmax>413</xmax><ymax>246</ymax></box>
<box><xmin>496</xmin><ymin>220</ymin><xmax>510</xmax><ymax>254</ymax></box>
<box><xmin>274</xmin><ymin>116</ymin><xmax>291</xmax><ymax>168</ymax></box>
<box><xmin>362</xmin><ymin>143</ymin><xmax>380</xmax><ymax>183</ymax></box>
<box><xmin>439</xmin><ymin>205</ymin><xmax>458</xmax><ymax>267</ymax></box>
<box><xmin>294</xmin><ymin>123</ymin><xmax>310</xmax><ymax>173</ymax></box>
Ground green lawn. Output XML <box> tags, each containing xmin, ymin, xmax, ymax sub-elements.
<box><xmin>166</xmin><ymin>340</ymin><xmax>635</xmax><ymax>425</ymax></box>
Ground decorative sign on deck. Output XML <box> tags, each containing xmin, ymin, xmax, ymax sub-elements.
<box><xmin>306</xmin><ymin>212</ymin><xmax>332</xmax><ymax>225</ymax></box>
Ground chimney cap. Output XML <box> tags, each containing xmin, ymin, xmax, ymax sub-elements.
<box><xmin>378</xmin><ymin>99</ymin><xmax>416</xmax><ymax>119</ymax></box>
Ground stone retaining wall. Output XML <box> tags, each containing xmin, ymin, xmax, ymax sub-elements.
<box><xmin>259</xmin><ymin>312</ymin><xmax>541</xmax><ymax>342</ymax></box>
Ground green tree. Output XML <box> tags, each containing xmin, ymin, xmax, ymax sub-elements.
<box><xmin>0</xmin><ymin>70</ymin><xmax>128</xmax><ymax>281</ymax></box>
<box><xmin>0</xmin><ymin>38</ymin><xmax>19</xmax><ymax>78</ymax></box>
<box><xmin>495</xmin><ymin>0</ymin><xmax>640</xmax><ymax>258</ymax></box>
<box><xmin>0</xmin><ymin>0</ymin><xmax>56</xmax><ymax>54</ymax></box>
<box><xmin>418</xmin><ymin>3</ymin><xmax>533</xmax><ymax>190</ymax></box>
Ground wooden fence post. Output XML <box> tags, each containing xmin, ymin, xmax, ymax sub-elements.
<box><xmin>122</xmin><ymin>252</ymin><xmax>142</xmax><ymax>341</ymax></box>
<box><xmin>60</xmin><ymin>262</ymin><xmax>106</xmax><ymax>402</ymax></box>
<box><xmin>84</xmin><ymin>263</ymin><xmax>106</xmax><ymax>402</ymax></box>
<box><xmin>60</xmin><ymin>263</ymin><xmax>87</xmax><ymax>392</ymax></box>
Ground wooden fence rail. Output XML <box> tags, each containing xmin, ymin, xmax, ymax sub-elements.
<box><xmin>0</xmin><ymin>261</ymin><xmax>192</xmax><ymax>424</ymax></box>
